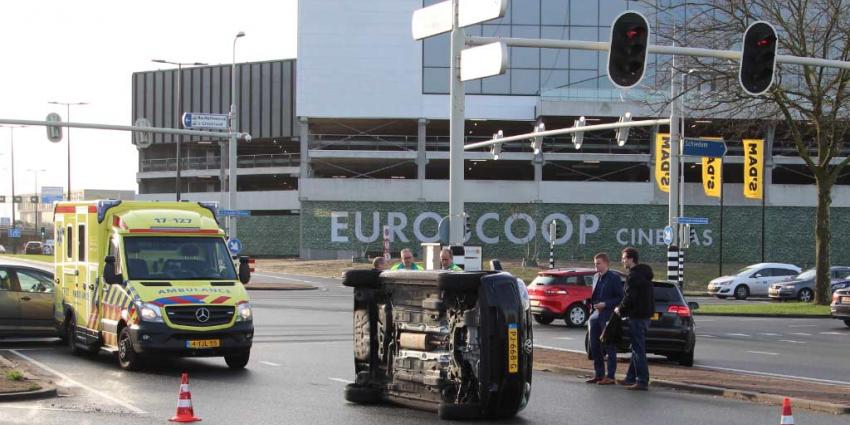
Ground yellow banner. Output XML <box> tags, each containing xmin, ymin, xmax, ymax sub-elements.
<box><xmin>655</xmin><ymin>133</ymin><xmax>671</xmax><ymax>193</ymax></box>
<box><xmin>702</xmin><ymin>157</ymin><xmax>722</xmax><ymax>198</ymax></box>
<box><xmin>743</xmin><ymin>139</ymin><xmax>764</xmax><ymax>199</ymax></box>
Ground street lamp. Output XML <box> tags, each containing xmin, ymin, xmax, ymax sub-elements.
<box><xmin>27</xmin><ymin>168</ymin><xmax>46</xmax><ymax>239</ymax></box>
<box><xmin>47</xmin><ymin>101</ymin><xmax>88</xmax><ymax>201</ymax></box>
<box><xmin>0</xmin><ymin>125</ymin><xmax>25</xmax><ymax>231</ymax></box>
<box><xmin>151</xmin><ymin>59</ymin><xmax>208</xmax><ymax>201</ymax></box>
<box><xmin>228</xmin><ymin>31</ymin><xmax>246</xmax><ymax>238</ymax></box>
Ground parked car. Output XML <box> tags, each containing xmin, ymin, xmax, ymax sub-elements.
<box><xmin>586</xmin><ymin>281</ymin><xmax>698</xmax><ymax>366</ymax></box>
<box><xmin>0</xmin><ymin>261</ymin><xmax>56</xmax><ymax>337</ymax></box>
<box><xmin>707</xmin><ymin>263</ymin><xmax>800</xmax><ymax>300</ymax></box>
<box><xmin>768</xmin><ymin>266</ymin><xmax>850</xmax><ymax>302</ymax></box>
<box><xmin>830</xmin><ymin>277</ymin><xmax>850</xmax><ymax>293</ymax></box>
<box><xmin>24</xmin><ymin>241</ymin><xmax>43</xmax><ymax>255</ymax></box>
<box><xmin>528</xmin><ymin>268</ymin><xmax>625</xmax><ymax>327</ymax></box>
<box><xmin>830</xmin><ymin>287</ymin><xmax>850</xmax><ymax>328</ymax></box>
<box><xmin>42</xmin><ymin>239</ymin><xmax>54</xmax><ymax>255</ymax></box>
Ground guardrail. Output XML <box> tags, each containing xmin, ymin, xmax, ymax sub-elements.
<box><xmin>141</xmin><ymin>154</ymin><xmax>299</xmax><ymax>172</ymax></box>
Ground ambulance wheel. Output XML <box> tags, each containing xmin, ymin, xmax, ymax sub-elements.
<box><xmin>118</xmin><ymin>327</ymin><xmax>143</xmax><ymax>371</ymax></box>
<box><xmin>343</xmin><ymin>269</ymin><xmax>382</xmax><ymax>288</ymax></box>
<box><xmin>225</xmin><ymin>350</ymin><xmax>250</xmax><ymax>369</ymax></box>
<box><xmin>67</xmin><ymin>315</ymin><xmax>85</xmax><ymax>355</ymax></box>
<box><xmin>344</xmin><ymin>384</ymin><xmax>382</xmax><ymax>404</ymax></box>
<box><xmin>437</xmin><ymin>402</ymin><xmax>481</xmax><ymax>420</ymax></box>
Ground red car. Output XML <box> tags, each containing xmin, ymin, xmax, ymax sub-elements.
<box><xmin>528</xmin><ymin>268</ymin><xmax>624</xmax><ymax>327</ymax></box>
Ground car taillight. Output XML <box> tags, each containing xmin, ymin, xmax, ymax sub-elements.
<box><xmin>544</xmin><ymin>288</ymin><xmax>568</xmax><ymax>295</ymax></box>
<box><xmin>667</xmin><ymin>305</ymin><xmax>691</xmax><ymax>317</ymax></box>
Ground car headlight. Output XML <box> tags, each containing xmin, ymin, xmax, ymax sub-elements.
<box><xmin>137</xmin><ymin>302</ymin><xmax>164</xmax><ymax>323</ymax></box>
<box><xmin>237</xmin><ymin>302</ymin><xmax>252</xmax><ymax>322</ymax></box>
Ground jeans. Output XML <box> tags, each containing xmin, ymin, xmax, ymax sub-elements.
<box><xmin>625</xmin><ymin>318</ymin><xmax>650</xmax><ymax>386</ymax></box>
<box><xmin>588</xmin><ymin>310</ymin><xmax>617</xmax><ymax>379</ymax></box>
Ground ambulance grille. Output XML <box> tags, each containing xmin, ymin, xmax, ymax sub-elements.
<box><xmin>166</xmin><ymin>305</ymin><xmax>235</xmax><ymax>327</ymax></box>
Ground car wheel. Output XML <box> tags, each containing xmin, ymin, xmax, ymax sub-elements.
<box><xmin>677</xmin><ymin>349</ymin><xmax>695</xmax><ymax>367</ymax></box>
<box><xmin>564</xmin><ymin>304</ymin><xmax>588</xmax><ymax>327</ymax></box>
<box><xmin>344</xmin><ymin>383</ymin><xmax>382</xmax><ymax>404</ymax></box>
<box><xmin>533</xmin><ymin>314</ymin><xmax>554</xmax><ymax>325</ymax></box>
<box><xmin>117</xmin><ymin>327</ymin><xmax>143</xmax><ymax>371</ymax></box>
<box><xmin>734</xmin><ymin>285</ymin><xmax>749</xmax><ymax>300</ymax></box>
<box><xmin>844</xmin><ymin>319</ymin><xmax>850</xmax><ymax>328</ymax></box>
<box><xmin>225</xmin><ymin>350</ymin><xmax>251</xmax><ymax>369</ymax></box>
<box><xmin>797</xmin><ymin>288</ymin><xmax>814</xmax><ymax>303</ymax></box>
<box><xmin>67</xmin><ymin>314</ymin><xmax>85</xmax><ymax>355</ymax></box>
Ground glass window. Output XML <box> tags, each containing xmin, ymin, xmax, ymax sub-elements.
<box><xmin>600</xmin><ymin>0</ymin><xmax>629</xmax><ymax>24</ymax></box>
<box><xmin>423</xmin><ymin>67</ymin><xmax>449</xmax><ymax>93</ymax></box>
<box><xmin>109</xmin><ymin>236</ymin><xmax>123</xmax><ymax>275</ymax></box>
<box><xmin>482</xmin><ymin>69</ymin><xmax>510</xmax><ymax>94</ymax></box>
<box><xmin>16</xmin><ymin>270</ymin><xmax>54</xmax><ymax>293</ymax></box>
<box><xmin>123</xmin><ymin>237</ymin><xmax>237</xmax><ymax>280</ymax></box>
<box><xmin>541</xmin><ymin>27</ymin><xmax>570</xmax><ymax>69</ymax></box>
<box><xmin>78</xmin><ymin>224</ymin><xmax>85</xmax><ymax>262</ymax></box>
<box><xmin>541</xmin><ymin>0</ymin><xmax>569</xmax><ymax>25</ymax></box>
<box><xmin>0</xmin><ymin>269</ymin><xmax>11</xmax><ymax>291</ymax></box>
<box><xmin>570</xmin><ymin>1</ymin><xmax>598</xmax><ymax>25</ymax></box>
<box><xmin>511</xmin><ymin>69</ymin><xmax>540</xmax><ymax>94</ymax></box>
<box><xmin>510</xmin><ymin>25</ymin><xmax>540</xmax><ymax>69</ymax></box>
<box><xmin>512</xmin><ymin>0</ymin><xmax>540</xmax><ymax>24</ymax></box>
<box><xmin>583</xmin><ymin>275</ymin><xmax>596</xmax><ymax>287</ymax></box>
<box><xmin>540</xmin><ymin>69</ymin><xmax>569</xmax><ymax>93</ymax></box>
<box><xmin>424</xmin><ymin>35</ymin><xmax>449</xmax><ymax>67</ymax></box>
<box><xmin>570</xmin><ymin>27</ymin><xmax>599</xmax><ymax>68</ymax></box>
<box><xmin>482</xmin><ymin>24</ymin><xmax>511</xmax><ymax>37</ymax></box>
<box><xmin>66</xmin><ymin>225</ymin><xmax>73</xmax><ymax>260</ymax></box>
<box><xmin>570</xmin><ymin>70</ymin><xmax>599</xmax><ymax>88</ymax></box>
<box><xmin>465</xmin><ymin>78</ymin><xmax>482</xmax><ymax>94</ymax></box>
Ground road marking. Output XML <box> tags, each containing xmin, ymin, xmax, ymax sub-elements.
<box><xmin>253</xmin><ymin>273</ymin><xmax>327</xmax><ymax>286</ymax></box>
<box><xmin>746</xmin><ymin>350</ymin><xmax>778</xmax><ymax>356</ymax></box>
<box><xmin>696</xmin><ymin>319</ymin><xmax>715</xmax><ymax>322</ymax></box>
<box><xmin>329</xmin><ymin>377</ymin><xmax>354</xmax><ymax>384</ymax></box>
<box><xmin>534</xmin><ymin>344</ymin><xmax>586</xmax><ymax>355</ymax></box>
<box><xmin>759</xmin><ymin>333</ymin><xmax>781</xmax><ymax>336</ymax></box>
<box><xmin>790</xmin><ymin>332</ymin><xmax>812</xmax><ymax>336</ymax></box>
<box><xmin>726</xmin><ymin>333</ymin><xmax>751</xmax><ymax>337</ymax></box>
<box><xmin>696</xmin><ymin>334</ymin><xmax>715</xmax><ymax>338</ymax></box>
<box><xmin>8</xmin><ymin>350</ymin><xmax>147</xmax><ymax>415</ymax></box>
<box><xmin>696</xmin><ymin>364</ymin><xmax>850</xmax><ymax>387</ymax></box>
<box><xmin>555</xmin><ymin>337</ymin><xmax>574</xmax><ymax>340</ymax></box>
<box><xmin>0</xmin><ymin>405</ymin><xmax>85</xmax><ymax>413</ymax></box>
<box><xmin>819</xmin><ymin>332</ymin><xmax>845</xmax><ymax>335</ymax></box>
<box><xmin>779</xmin><ymin>339</ymin><xmax>805</xmax><ymax>344</ymax></box>
<box><xmin>260</xmin><ymin>361</ymin><xmax>281</xmax><ymax>367</ymax></box>
<box><xmin>788</xmin><ymin>324</ymin><xmax>817</xmax><ymax>328</ymax></box>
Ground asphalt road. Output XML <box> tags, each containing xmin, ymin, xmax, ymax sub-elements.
<box><xmin>0</xmin><ymin>270</ymin><xmax>846</xmax><ymax>424</ymax></box>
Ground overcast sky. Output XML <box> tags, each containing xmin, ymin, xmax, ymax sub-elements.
<box><xmin>0</xmin><ymin>0</ymin><xmax>297</xmax><ymax>220</ymax></box>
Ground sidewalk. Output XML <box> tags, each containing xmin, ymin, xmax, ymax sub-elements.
<box><xmin>536</xmin><ymin>348</ymin><xmax>850</xmax><ymax>414</ymax></box>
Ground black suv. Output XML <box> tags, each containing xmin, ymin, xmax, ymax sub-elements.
<box><xmin>586</xmin><ymin>281</ymin><xmax>697</xmax><ymax>367</ymax></box>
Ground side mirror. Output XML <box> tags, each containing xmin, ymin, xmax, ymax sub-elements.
<box><xmin>687</xmin><ymin>301</ymin><xmax>700</xmax><ymax>311</ymax></box>
<box><xmin>103</xmin><ymin>256</ymin><xmax>123</xmax><ymax>285</ymax></box>
<box><xmin>238</xmin><ymin>256</ymin><xmax>251</xmax><ymax>284</ymax></box>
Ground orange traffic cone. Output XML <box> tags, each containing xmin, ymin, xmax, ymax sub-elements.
<box><xmin>169</xmin><ymin>372</ymin><xmax>202</xmax><ymax>423</ymax></box>
<box><xmin>780</xmin><ymin>397</ymin><xmax>794</xmax><ymax>425</ymax></box>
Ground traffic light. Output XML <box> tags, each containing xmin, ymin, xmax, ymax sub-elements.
<box><xmin>608</xmin><ymin>12</ymin><xmax>650</xmax><ymax>89</ymax></box>
<box><xmin>40</xmin><ymin>227</ymin><xmax>46</xmax><ymax>239</ymax></box>
<box><xmin>572</xmin><ymin>116</ymin><xmax>586</xmax><ymax>150</ymax></box>
<box><xmin>739</xmin><ymin>21</ymin><xmax>778</xmax><ymax>96</ymax></box>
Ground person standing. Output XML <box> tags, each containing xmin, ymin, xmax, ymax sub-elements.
<box><xmin>586</xmin><ymin>252</ymin><xmax>624</xmax><ymax>385</ymax></box>
<box><xmin>390</xmin><ymin>248</ymin><xmax>422</xmax><ymax>270</ymax></box>
<box><xmin>439</xmin><ymin>248</ymin><xmax>462</xmax><ymax>271</ymax></box>
<box><xmin>615</xmin><ymin>247</ymin><xmax>655</xmax><ymax>391</ymax></box>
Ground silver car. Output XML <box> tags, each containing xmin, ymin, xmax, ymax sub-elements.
<box><xmin>768</xmin><ymin>266</ymin><xmax>850</xmax><ymax>302</ymax></box>
<box><xmin>0</xmin><ymin>262</ymin><xmax>56</xmax><ymax>337</ymax></box>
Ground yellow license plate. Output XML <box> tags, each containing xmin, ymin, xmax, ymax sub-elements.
<box><xmin>186</xmin><ymin>339</ymin><xmax>221</xmax><ymax>349</ymax></box>
<box><xmin>530</xmin><ymin>300</ymin><xmax>540</xmax><ymax>306</ymax></box>
<box><xmin>508</xmin><ymin>324</ymin><xmax>518</xmax><ymax>374</ymax></box>
<box><xmin>651</xmin><ymin>312</ymin><xmax>661</xmax><ymax>321</ymax></box>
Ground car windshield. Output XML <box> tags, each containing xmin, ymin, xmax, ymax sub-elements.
<box><xmin>734</xmin><ymin>266</ymin><xmax>758</xmax><ymax>276</ymax></box>
<box><xmin>795</xmin><ymin>269</ymin><xmax>816</xmax><ymax>280</ymax></box>
<box><xmin>653</xmin><ymin>284</ymin><xmax>684</xmax><ymax>303</ymax></box>
<box><xmin>123</xmin><ymin>237</ymin><xmax>237</xmax><ymax>281</ymax></box>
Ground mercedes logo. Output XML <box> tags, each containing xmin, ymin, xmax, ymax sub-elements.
<box><xmin>195</xmin><ymin>307</ymin><xmax>210</xmax><ymax>323</ymax></box>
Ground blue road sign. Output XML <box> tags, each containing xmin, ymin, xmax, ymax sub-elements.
<box><xmin>227</xmin><ymin>238</ymin><xmax>242</xmax><ymax>255</ymax></box>
<box><xmin>9</xmin><ymin>228</ymin><xmax>22</xmax><ymax>238</ymax></box>
<box><xmin>662</xmin><ymin>225</ymin><xmax>674</xmax><ymax>245</ymax></box>
<box><xmin>182</xmin><ymin>112</ymin><xmax>229</xmax><ymax>130</ymax></box>
<box><xmin>219</xmin><ymin>209</ymin><xmax>250</xmax><ymax>217</ymax></box>
<box><xmin>682</xmin><ymin>138</ymin><xmax>727</xmax><ymax>158</ymax></box>
<box><xmin>675</xmin><ymin>216</ymin><xmax>709</xmax><ymax>225</ymax></box>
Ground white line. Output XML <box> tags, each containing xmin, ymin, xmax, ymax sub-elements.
<box><xmin>696</xmin><ymin>334</ymin><xmax>716</xmax><ymax>338</ymax></box>
<box><xmin>260</xmin><ymin>361</ymin><xmax>281</xmax><ymax>367</ymax></box>
<box><xmin>0</xmin><ymin>405</ymin><xmax>84</xmax><ymax>412</ymax></box>
<box><xmin>695</xmin><ymin>319</ymin><xmax>715</xmax><ymax>322</ymax></box>
<box><xmin>790</xmin><ymin>332</ymin><xmax>812</xmax><ymax>336</ymax></box>
<box><xmin>329</xmin><ymin>377</ymin><xmax>354</xmax><ymax>384</ymax></box>
<box><xmin>759</xmin><ymin>333</ymin><xmax>781</xmax><ymax>336</ymax></box>
<box><xmin>555</xmin><ymin>337</ymin><xmax>574</xmax><ymax>340</ymax></box>
<box><xmin>726</xmin><ymin>333</ymin><xmax>751</xmax><ymax>337</ymax></box>
<box><xmin>779</xmin><ymin>339</ymin><xmax>805</xmax><ymax>344</ymax></box>
<box><xmin>696</xmin><ymin>364</ymin><xmax>850</xmax><ymax>387</ymax></box>
<box><xmin>253</xmin><ymin>273</ymin><xmax>328</xmax><ymax>286</ymax></box>
<box><xmin>819</xmin><ymin>332</ymin><xmax>845</xmax><ymax>335</ymax></box>
<box><xmin>746</xmin><ymin>351</ymin><xmax>778</xmax><ymax>356</ymax></box>
<box><xmin>534</xmin><ymin>344</ymin><xmax>586</xmax><ymax>355</ymax></box>
<box><xmin>788</xmin><ymin>324</ymin><xmax>818</xmax><ymax>328</ymax></box>
<box><xmin>8</xmin><ymin>350</ymin><xmax>147</xmax><ymax>415</ymax></box>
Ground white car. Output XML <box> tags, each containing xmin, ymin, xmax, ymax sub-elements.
<box><xmin>707</xmin><ymin>262</ymin><xmax>800</xmax><ymax>300</ymax></box>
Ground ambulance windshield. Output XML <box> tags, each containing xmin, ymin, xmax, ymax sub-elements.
<box><xmin>123</xmin><ymin>237</ymin><xmax>238</xmax><ymax>280</ymax></box>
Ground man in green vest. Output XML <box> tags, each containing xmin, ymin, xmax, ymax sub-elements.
<box><xmin>391</xmin><ymin>248</ymin><xmax>422</xmax><ymax>270</ymax></box>
<box><xmin>440</xmin><ymin>248</ymin><xmax>462</xmax><ymax>271</ymax></box>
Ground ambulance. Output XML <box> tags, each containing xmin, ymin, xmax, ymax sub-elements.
<box><xmin>53</xmin><ymin>200</ymin><xmax>253</xmax><ymax>370</ymax></box>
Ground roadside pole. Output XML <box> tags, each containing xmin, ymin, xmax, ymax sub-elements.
<box><xmin>448</xmin><ymin>0</ymin><xmax>465</xmax><ymax>246</ymax></box>
<box><xmin>548</xmin><ymin>220</ymin><xmax>556</xmax><ymax>269</ymax></box>
<box><xmin>668</xmin><ymin>55</ymin><xmax>681</xmax><ymax>284</ymax></box>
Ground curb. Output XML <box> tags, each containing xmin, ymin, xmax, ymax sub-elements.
<box><xmin>0</xmin><ymin>386</ymin><xmax>58</xmax><ymax>402</ymax></box>
<box><xmin>694</xmin><ymin>312</ymin><xmax>830</xmax><ymax>318</ymax></box>
<box><xmin>533</xmin><ymin>362</ymin><xmax>850</xmax><ymax>415</ymax></box>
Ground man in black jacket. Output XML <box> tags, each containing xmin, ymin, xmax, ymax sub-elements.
<box><xmin>615</xmin><ymin>247</ymin><xmax>654</xmax><ymax>391</ymax></box>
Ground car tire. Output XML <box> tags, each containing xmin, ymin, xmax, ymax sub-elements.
<box><xmin>677</xmin><ymin>349</ymin><xmax>695</xmax><ymax>367</ymax></box>
<box><xmin>564</xmin><ymin>304</ymin><xmax>588</xmax><ymax>327</ymax></box>
<box><xmin>533</xmin><ymin>314</ymin><xmax>554</xmax><ymax>325</ymax></box>
<box><xmin>344</xmin><ymin>383</ymin><xmax>382</xmax><ymax>404</ymax></box>
<box><xmin>343</xmin><ymin>269</ymin><xmax>382</xmax><ymax>289</ymax></box>
<box><xmin>67</xmin><ymin>314</ymin><xmax>87</xmax><ymax>356</ymax></box>
<box><xmin>733</xmin><ymin>285</ymin><xmax>749</xmax><ymax>300</ymax></box>
<box><xmin>844</xmin><ymin>319</ymin><xmax>850</xmax><ymax>328</ymax></box>
<box><xmin>438</xmin><ymin>402</ymin><xmax>480</xmax><ymax>420</ymax></box>
<box><xmin>797</xmin><ymin>288</ymin><xmax>814</xmax><ymax>303</ymax></box>
<box><xmin>437</xmin><ymin>272</ymin><xmax>482</xmax><ymax>293</ymax></box>
<box><xmin>117</xmin><ymin>327</ymin><xmax>143</xmax><ymax>371</ymax></box>
<box><xmin>225</xmin><ymin>350</ymin><xmax>250</xmax><ymax>369</ymax></box>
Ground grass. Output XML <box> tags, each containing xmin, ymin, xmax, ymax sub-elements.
<box><xmin>0</xmin><ymin>254</ymin><xmax>52</xmax><ymax>263</ymax></box>
<box><xmin>696</xmin><ymin>302</ymin><xmax>831</xmax><ymax>316</ymax></box>
<box><xmin>5</xmin><ymin>370</ymin><xmax>24</xmax><ymax>381</ymax></box>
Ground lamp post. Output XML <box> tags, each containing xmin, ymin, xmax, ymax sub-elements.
<box><xmin>151</xmin><ymin>59</ymin><xmax>208</xmax><ymax>201</ymax></box>
<box><xmin>47</xmin><ymin>101</ymin><xmax>88</xmax><ymax>201</ymax></box>
<box><xmin>0</xmin><ymin>125</ymin><xmax>25</xmax><ymax>232</ymax></box>
<box><xmin>27</xmin><ymin>168</ymin><xmax>46</xmax><ymax>239</ymax></box>
<box><xmin>228</xmin><ymin>31</ymin><xmax>246</xmax><ymax>238</ymax></box>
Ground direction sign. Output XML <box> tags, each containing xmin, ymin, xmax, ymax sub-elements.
<box><xmin>682</xmin><ymin>138</ymin><xmax>727</xmax><ymax>158</ymax></box>
<box><xmin>182</xmin><ymin>113</ymin><xmax>229</xmax><ymax>130</ymax></box>
<box><xmin>412</xmin><ymin>0</ymin><xmax>507</xmax><ymax>40</ymax></box>
<box><xmin>9</xmin><ymin>228</ymin><xmax>21</xmax><ymax>238</ymax></box>
<box><xmin>13</xmin><ymin>196</ymin><xmax>22</xmax><ymax>204</ymax></box>
<box><xmin>460</xmin><ymin>42</ymin><xmax>507</xmax><ymax>81</ymax></box>
<box><xmin>133</xmin><ymin>118</ymin><xmax>153</xmax><ymax>149</ymax></box>
<box><xmin>227</xmin><ymin>238</ymin><xmax>242</xmax><ymax>255</ymax></box>
<box><xmin>219</xmin><ymin>209</ymin><xmax>250</xmax><ymax>218</ymax></box>
<box><xmin>662</xmin><ymin>225</ymin><xmax>674</xmax><ymax>245</ymax></box>
<box><xmin>674</xmin><ymin>216</ymin><xmax>709</xmax><ymax>225</ymax></box>
<box><xmin>41</xmin><ymin>186</ymin><xmax>64</xmax><ymax>203</ymax></box>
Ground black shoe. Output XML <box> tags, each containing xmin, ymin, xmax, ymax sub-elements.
<box><xmin>585</xmin><ymin>377</ymin><xmax>602</xmax><ymax>384</ymax></box>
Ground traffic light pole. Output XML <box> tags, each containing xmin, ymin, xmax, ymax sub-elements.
<box><xmin>448</xmin><ymin>0</ymin><xmax>465</xmax><ymax>246</ymax></box>
<box><xmin>669</xmin><ymin>57</ymin><xmax>681</xmax><ymax>248</ymax></box>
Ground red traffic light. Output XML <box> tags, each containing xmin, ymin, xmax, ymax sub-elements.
<box><xmin>626</xmin><ymin>28</ymin><xmax>645</xmax><ymax>39</ymax></box>
<box><xmin>607</xmin><ymin>12</ymin><xmax>651</xmax><ymax>89</ymax></box>
<box><xmin>739</xmin><ymin>21</ymin><xmax>778</xmax><ymax>96</ymax></box>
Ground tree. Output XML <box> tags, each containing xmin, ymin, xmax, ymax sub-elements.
<box><xmin>638</xmin><ymin>0</ymin><xmax>850</xmax><ymax>305</ymax></box>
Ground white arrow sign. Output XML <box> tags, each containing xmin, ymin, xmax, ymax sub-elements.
<box><xmin>412</xmin><ymin>0</ymin><xmax>507</xmax><ymax>40</ymax></box>
<box><xmin>182</xmin><ymin>112</ymin><xmax>229</xmax><ymax>130</ymax></box>
<box><xmin>460</xmin><ymin>42</ymin><xmax>507</xmax><ymax>81</ymax></box>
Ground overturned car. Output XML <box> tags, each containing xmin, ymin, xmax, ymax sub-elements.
<box><xmin>342</xmin><ymin>269</ymin><xmax>533</xmax><ymax>420</ymax></box>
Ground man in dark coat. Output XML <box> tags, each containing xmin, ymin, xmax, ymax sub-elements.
<box><xmin>586</xmin><ymin>252</ymin><xmax>624</xmax><ymax>385</ymax></box>
<box><xmin>615</xmin><ymin>247</ymin><xmax>655</xmax><ymax>391</ymax></box>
